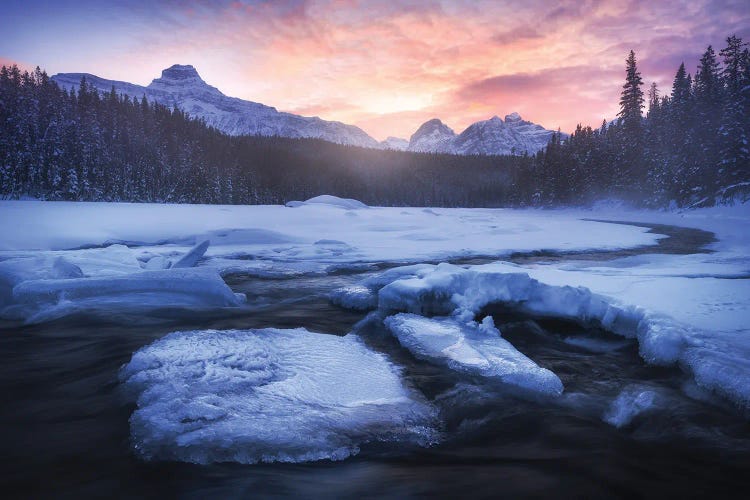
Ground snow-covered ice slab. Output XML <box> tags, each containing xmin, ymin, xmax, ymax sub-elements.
<box><xmin>384</xmin><ymin>314</ymin><xmax>563</xmax><ymax>397</ymax></box>
<box><xmin>370</xmin><ymin>262</ymin><xmax>750</xmax><ymax>410</ymax></box>
<box><xmin>0</xmin><ymin>244</ymin><xmax>142</xmax><ymax>301</ymax></box>
<box><xmin>120</xmin><ymin>328</ymin><xmax>437</xmax><ymax>464</ymax></box>
<box><xmin>330</xmin><ymin>264</ymin><xmax>435</xmax><ymax>310</ymax></box>
<box><xmin>2</xmin><ymin>268</ymin><xmax>245</xmax><ymax>323</ymax></box>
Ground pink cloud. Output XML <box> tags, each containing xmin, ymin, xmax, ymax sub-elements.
<box><xmin>0</xmin><ymin>56</ymin><xmax>35</xmax><ymax>73</ymax></box>
<box><xmin>15</xmin><ymin>0</ymin><xmax>748</xmax><ymax>140</ymax></box>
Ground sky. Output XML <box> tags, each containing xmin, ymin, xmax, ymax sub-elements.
<box><xmin>1</xmin><ymin>0</ymin><xmax>749</xmax><ymax>141</ymax></box>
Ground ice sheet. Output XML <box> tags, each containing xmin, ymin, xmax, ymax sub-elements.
<box><xmin>120</xmin><ymin>328</ymin><xmax>438</xmax><ymax>464</ymax></box>
<box><xmin>384</xmin><ymin>314</ymin><xmax>563</xmax><ymax>396</ymax></box>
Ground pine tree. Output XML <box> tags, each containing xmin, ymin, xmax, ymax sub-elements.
<box><xmin>617</xmin><ymin>50</ymin><xmax>646</xmax><ymax>195</ymax></box>
<box><xmin>718</xmin><ymin>35</ymin><xmax>749</xmax><ymax>190</ymax></box>
<box><xmin>693</xmin><ymin>45</ymin><xmax>723</xmax><ymax>189</ymax></box>
<box><xmin>619</xmin><ymin>50</ymin><xmax>645</xmax><ymax>131</ymax></box>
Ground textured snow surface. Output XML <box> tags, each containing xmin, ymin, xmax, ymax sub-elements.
<box><xmin>119</xmin><ymin>328</ymin><xmax>438</xmax><ymax>464</ymax></box>
<box><xmin>2</xmin><ymin>199</ymin><xmax>749</xmax><ymax>413</ymax></box>
<box><xmin>0</xmin><ymin>202</ymin><xmax>658</xmax><ymax>268</ymax></box>
<box><xmin>384</xmin><ymin>314</ymin><xmax>563</xmax><ymax>396</ymax></box>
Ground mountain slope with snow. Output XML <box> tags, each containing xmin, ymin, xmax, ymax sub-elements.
<box><xmin>407</xmin><ymin>119</ymin><xmax>456</xmax><ymax>153</ymax></box>
<box><xmin>408</xmin><ymin>113</ymin><xmax>559</xmax><ymax>156</ymax></box>
<box><xmin>52</xmin><ymin>65</ymin><xmax>380</xmax><ymax>148</ymax></box>
<box><xmin>380</xmin><ymin>136</ymin><xmax>410</xmax><ymax>150</ymax></box>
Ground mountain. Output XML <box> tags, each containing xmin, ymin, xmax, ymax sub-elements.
<box><xmin>380</xmin><ymin>136</ymin><xmax>409</xmax><ymax>150</ymax></box>
<box><xmin>407</xmin><ymin>119</ymin><xmax>456</xmax><ymax>153</ymax></box>
<box><xmin>52</xmin><ymin>64</ymin><xmax>380</xmax><ymax>148</ymax></box>
<box><xmin>408</xmin><ymin>113</ymin><xmax>559</xmax><ymax>156</ymax></box>
<box><xmin>50</xmin><ymin>65</ymin><xmax>559</xmax><ymax>155</ymax></box>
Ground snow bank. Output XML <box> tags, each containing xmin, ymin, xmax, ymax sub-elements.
<box><xmin>337</xmin><ymin>262</ymin><xmax>750</xmax><ymax>411</ymax></box>
<box><xmin>2</xmin><ymin>268</ymin><xmax>244</xmax><ymax>323</ymax></box>
<box><xmin>377</xmin><ymin>263</ymin><xmax>682</xmax><ymax>364</ymax></box>
<box><xmin>384</xmin><ymin>314</ymin><xmax>563</xmax><ymax>397</ymax></box>
<box><xmin>119</xmin><ymin>328</ymin><xmax>438</xmax><ymax>464</ymax></box>
<box><xmin>330</xmin><ymin>264</ymin><xmax>435</xmax><ymax>310</ymax></box>
<box><xmin>286</xmin><ymin>195</ymin><xmax>369</xmax><ymax>209</ymax></box>
<box><xmin>0</xmin><ymin>202</ymin><xmax>660</xmax><ymax>272</ymax></box>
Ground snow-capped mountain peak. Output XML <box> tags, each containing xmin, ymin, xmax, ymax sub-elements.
<box><xmin>147</xmin><ymin>64</ymin><xmax>216</xmax><ymax>94</ymax></box>
<box><xmin>52</xmin><ymin>65</ymin><xmax>379</xmax><ymax>148</ymax></box>
<box><xmin>407</xmin><ymin>113</ymin><xmax>559</xmax><ymax>156</ymax></box>
<box><xmin>152</xmin><ymin>64</ymin><xmax>203</xmax><ymax>84</ymax></box>
<box><xmin>407</xmin><ymin>119</ymin><xmax>456</xmax><ymax>153</ymax></box>
<box><xmin>504</xmin><ymin>112</ymin><xmax>523</xmax><ymax>122</ymax></box>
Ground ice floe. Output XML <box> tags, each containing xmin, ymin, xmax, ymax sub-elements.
<box><xmin>171</xmin><ymin>240</ymin><xmax>210</xmax><ymax>268</ymax></box>
<box><xmin>120</xmin><ymin>328</ymin><xmax>438</xmax><ymax>464</ymax></box>
<box><xmin>330</xmin><ymin>264</ymin><xmax>435</xmax><ymax>310</ymax></box>
<box><xmin>2</xmin><ymin>268</ymin><xmax>245</xmax><ymax>323</ymax></box>
<box><xmin>603</xmin><ymin>386</ymin><xmax>660</xmax><ymax>428</ymax></box>
<box><xmin>342</xmin><ymin>262</ymin><xmax>750</xmax><ymax>410</ymax></box>
<box><xmin>384</xmin><ymin>314</ymin><xmax>563</xmax><ymax>397</ymax></box>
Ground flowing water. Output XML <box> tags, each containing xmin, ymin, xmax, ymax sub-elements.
<box><xmin>1</xmin><ymin>223</ymin><xmax>748</xmax><ymax>499</ymax></box>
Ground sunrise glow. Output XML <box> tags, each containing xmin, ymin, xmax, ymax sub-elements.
<box><xmin>1</xmin><ymin>0</ymin><xmax>748</xmax><ymax>139</ymax></box>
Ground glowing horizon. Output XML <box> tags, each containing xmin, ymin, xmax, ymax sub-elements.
<box><xmin>1</xmin><ymin>0</ymin><xmax>748</xmax><ymax>141</ymax></box>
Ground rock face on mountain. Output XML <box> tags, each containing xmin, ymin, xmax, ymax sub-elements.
<box><xmin>408</xmin><ymin>113</ymin><xmax>559</xmax><ymax>156</ymax></box>
<box><xmin>52</xmin><ymin>65</ymin><xmax>380</xmax><ymax>148</ymax></box>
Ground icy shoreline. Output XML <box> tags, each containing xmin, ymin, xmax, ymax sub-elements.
<box><xmin>1</xmin><ymin>197</ymin><xmax>748</xmax><ymax>464</ymax></box>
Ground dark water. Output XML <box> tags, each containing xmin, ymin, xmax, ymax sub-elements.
<box><xmin>1</xmin><ymin>224</ymin><xmax>749</xmax><ymax>499</ymax></box>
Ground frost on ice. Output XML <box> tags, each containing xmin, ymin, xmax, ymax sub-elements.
<box><xmin>384</xmin><ymin>314</ymin><xmax>563</xmax><ymax>397</ymax></box>
<box><xmin>119</xmin><ymin>328</ymin><xmax>438</xmax><ymax>464</ymax></box>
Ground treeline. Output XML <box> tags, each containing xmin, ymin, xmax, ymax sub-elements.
<box><xmin>1</xmin><ymin>35</ymin><xmax>749</xmax><ymax>208</ymax></box>
<box><xmin>537</xmin><ymin>35</ymin><xmax>750</xmax><ymax>207</ymax></box>
<box><xmin>0</xmin><ymin>65</ymin><xmax>530</xmax><ymax>206</ymax></box>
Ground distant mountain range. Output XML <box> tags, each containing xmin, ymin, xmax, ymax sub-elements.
<box><xmin>52</xmin><ymin>64</ymin><xmax>560</xmax><ymax>156</ymax></box>
<box><xmin>404</xmin><ymin>113</ymin><xmax>562</xmax><ymax>155</ymax></box>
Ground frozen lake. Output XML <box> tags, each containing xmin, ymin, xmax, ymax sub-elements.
<box><xmin>1</xmin><ymin>198</ymin><xmax>749</xmax><ymax>496</ymax></box>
